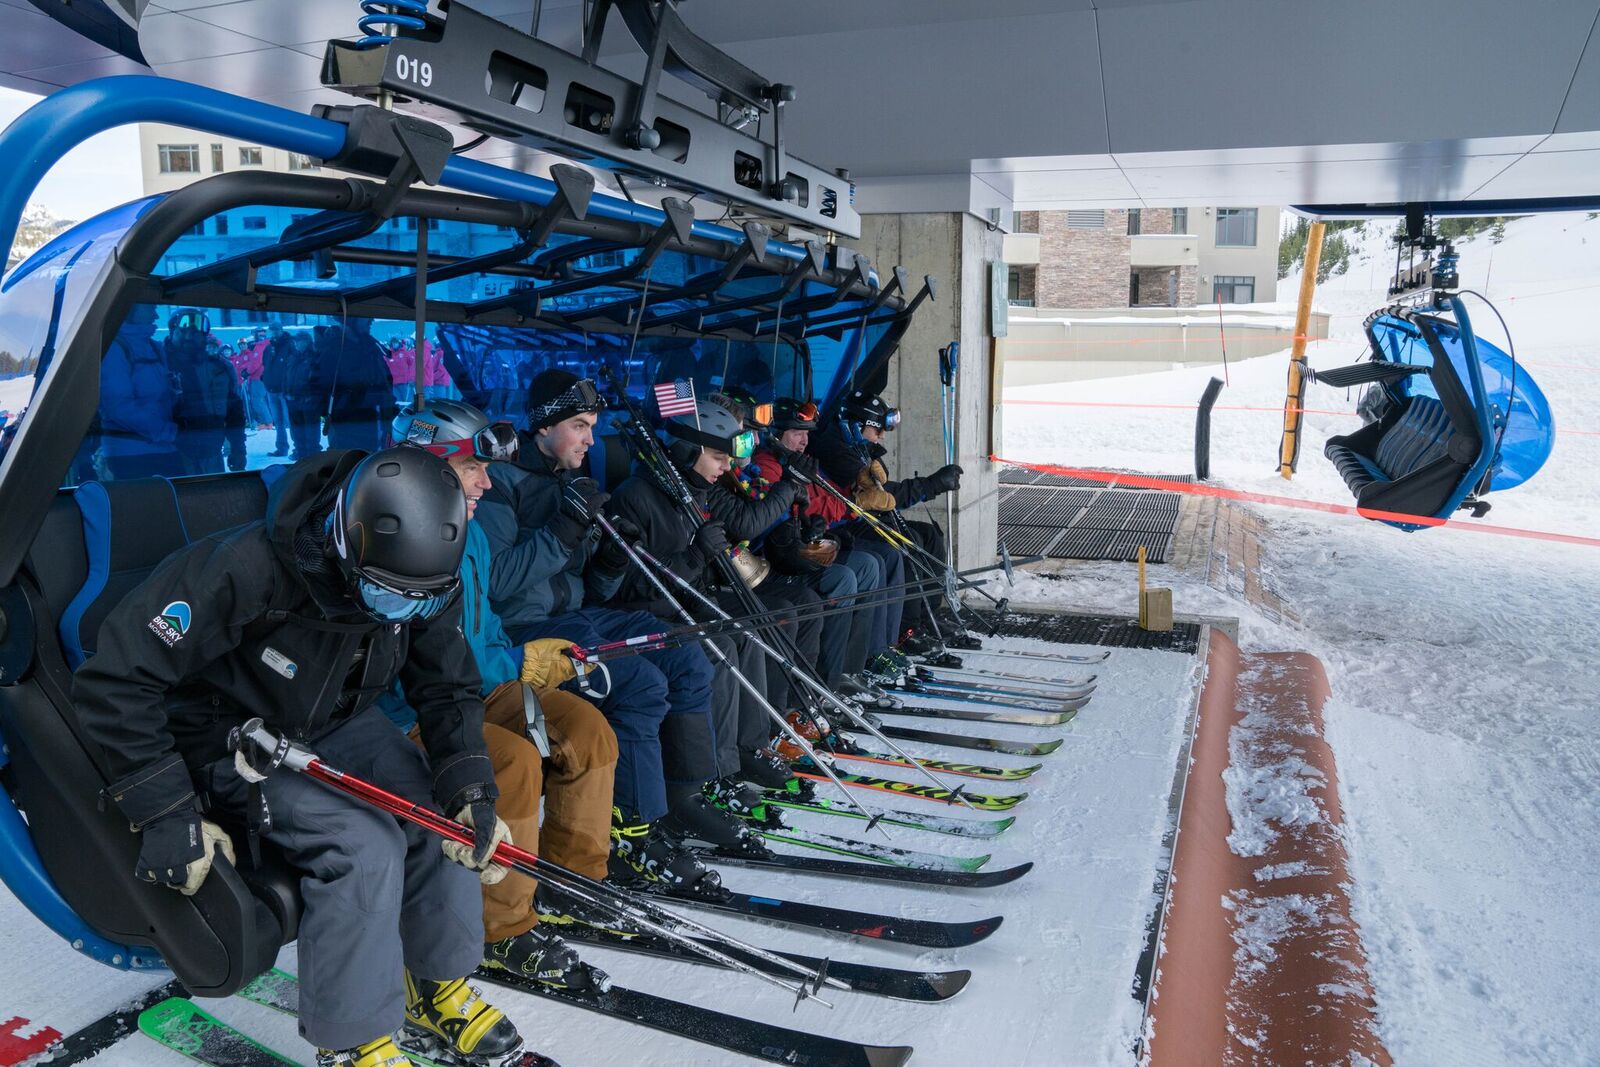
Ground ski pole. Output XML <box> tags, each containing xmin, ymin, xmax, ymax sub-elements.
<box><xmin>590</xmin><ymin>514</ymin><xmax>889</xmax><ymax>834</ymax></box>
<box><xmin>229</xmin><ymin>719</ymin><xmax>843</xmax><ymax>1006</ymax></box>
<box><xmin>615</xmin><ymin>534</ymin><xmax>985</xmax><ymax>814</ymax></box>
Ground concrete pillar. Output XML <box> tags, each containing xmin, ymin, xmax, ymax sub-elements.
<box><xmin>845</xmin><ymin>212</ymin><xmax>1002</xmax><ymax>573</ymax></box>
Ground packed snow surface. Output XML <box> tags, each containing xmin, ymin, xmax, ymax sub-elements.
<box><xmin>999</xmin><ymin>211</ymin><xmax>1600</xmax><ymax>1065</ymax></box>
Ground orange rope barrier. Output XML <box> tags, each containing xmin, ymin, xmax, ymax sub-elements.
<box><xmin>991</xmin><ymin>455</ymin><xmax>1600</xmax><ymax>549</ymax></box>
<box><xmin>999</xmin><ymin>398</ymin><xmax>1597</xmax><ymax>436</ymax></box>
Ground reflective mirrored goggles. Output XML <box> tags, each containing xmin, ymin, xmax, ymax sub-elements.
<box><xmin>352</xmin><ymin>569</ymin><xmax>460</xmax><ymax>624</ymax></box>
<box><xmin>746</xmin><ymin>402</ymin><xmax>774</xmax><ymax>428</ymax></box>
<box><xmin>880</xmin><ymin>407</ymin><xmax>902</xmax><ymax>431</ymax></box>
<box><xmin>794</xmin><ymin>401</ymin><xmax>819</xmax><ymax>423</ymax></box>
<box><xmin>729</xmin><ymin>429</ymin><xmax>757</xmax><ymax>460</ymax></box>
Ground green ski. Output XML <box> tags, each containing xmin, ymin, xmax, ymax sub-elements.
<box><xmin>138</xmin><ymin>997</ymin><xmax>299</xmax><ymax>1066</ymax></box>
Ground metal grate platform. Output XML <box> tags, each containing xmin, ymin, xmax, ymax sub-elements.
<box><xmin>982</xmin><ymin>608</ymin><xmax>1202</xmax><ymax>654</ymax></box>
<box><xmin>994</xmin><ymin>469</ymin><xmax>1181</xmax><ymax>564</ymax></box>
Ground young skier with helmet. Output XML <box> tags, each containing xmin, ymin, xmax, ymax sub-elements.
<box><xmin>71</xmin><ymin>446</ymin><xmax>532</xmax><ymax>1067</ymax></box>
<box><xmin>386</xmin><ymin>400</ymin><xmax>617</xmax><ymax>996</ymax></box>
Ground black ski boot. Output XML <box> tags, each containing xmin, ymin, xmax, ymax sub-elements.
<box><xmin>607</xmin><ymin>807</ymin><xmax>723</xmax><ymax>896</ymax></box>
<box><xmin>484</xmin><ymin>925</ymin><xmax>611</xmax><ymax>996</ymax></box>
<box><xmin>658</xmin><ymin>793</ymin><xmax>770</xmax><ymax>858</ymax></box>
<box><xmin>738</xmin><ymin>745</ymin><xmax>797</xmax><ymax>789</ymax></box>
<box><xmin>532</xmin><ymin>880</ymin><xmax>619</xmax><ymax>929</ymax></box>
<box><xmin>703</xmin><ymin>776</ymin><xmax>768</xmax><ymax>819</ymax></box>
<box><xmin>400</xmin><ymin>973</ymin><xmax>524</xmax><ymax>1067</ymax></box>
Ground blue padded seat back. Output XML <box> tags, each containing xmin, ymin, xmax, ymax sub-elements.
<box><xmin>1373</xmin><ymin>395</ymin><xmax>1454</xmax><ymax>481</ymax></box>
<box><xmin>57</xmin><ymin>479</ymin><xmax>191</xmax><ymax>670</ymax></box>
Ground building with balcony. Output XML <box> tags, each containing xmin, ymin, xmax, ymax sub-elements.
<box><xmin>1007</xmin><ymin>206</ymin><xmax>1280</xmax><ymax>308</ymax></box>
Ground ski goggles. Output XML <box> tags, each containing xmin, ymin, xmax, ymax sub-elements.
<box><xmin>667</xmin><ymin>421</ymin><xmax>757</xmax><ymax>460</ymax></box>
<box><xmin>876</xmin><ymin>407</ymin><xmax>902</xmax><ymax>431</ymax></box>
<box><xmin>528</xmin><ymin>378</ymin><xmax>606</xmax><ymax>428</ymax></box>
<box><xmin>351</xmin><ymin>566</ymin><xmax>461</xmax><ymax>624</ymax></box>
<box><xmin>436</xmin><ymin>421</ymin><xmax>519</xmax><ymax>462</ymax></box>
<box><xmin>745</xmin><ymin>402</ymin><xmax>773</xmax><ymax>428</ymax></box>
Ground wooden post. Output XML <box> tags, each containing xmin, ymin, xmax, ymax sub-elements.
<box><xmin>1278</xmin><ymin>220</ymin><xmax>1325</xmax><ymax>479</ymax></box>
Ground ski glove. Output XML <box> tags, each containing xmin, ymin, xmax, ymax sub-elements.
<box><xmin>930</xmin><ymin>463</ymin><xmax>964</xmax><ymax>494</ymax></box>
<box><xmin>551</xmin><ymin>477</ymin><xmax>607</xmax><ymax>548</ymax></box>
<box><xmin>520</xmin><ymin>637</ymin><xmax>578</xmax><ymax>689</ymax></box>
<box><xmin>691</xmin><ymin>520</ymin><xmax>731</xmax><ymax>563</ymax></box>
<box><xmin>593</xmin><ymin>514</ymin><xmax>643</xmax><ymax>572</ymax></box>
<box><xmin>781</xmin><ymin>451</ymin><xmax>818</xmax><ymax>484</ymax></box>
<box><xmin>443</xmin><ymin>795</ymin><xmax>511</xmax><ymax>885</ymax></box>
<box><xmin>136</xmin><ymin>810</ymin><xmax>236</xmax><ymax>895</ymax></box>
<box><xmin>801</xmin><ymin>514</ymin><xmax>828</xmax><ymax>543</ymax></box>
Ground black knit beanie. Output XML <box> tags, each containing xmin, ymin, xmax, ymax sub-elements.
<box><xmin>526</xmin><ymin>368</ymin><xmax>582</xmax><ymax>430</ymax></box>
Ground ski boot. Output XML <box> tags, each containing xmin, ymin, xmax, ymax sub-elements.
<box><xmin>400</xmin><ymin>973</ymin><xmax>523</xmax><ymax>1067</ymax></box>
<box><xmin>738</xmin><ymin>745</ymin><xmax>797</xmax><ymax>788</ymax></box>
<box><xmin>484</xmin><ymin>925</ymin><xmax>611</xmax><ymax>996</ymax></box>
<box><xmin>533</xmin><ymin>880</ymin><xmax>624</xmax><ymax>929</ymax></box>
<box><xmin>658</xmin><ymin>792</ymin><xmax>770</xmax><ymax>858</ymax></box>
<box><xmin>897</xmin><ymin>631</ymin><xmax>940</xmax><ymax>656</ymax></box>
<box><xmin>316</xmin><ymin>1036</ymin><xmax>414</xmax><ymax>1067</ymax></box>
<box><xmin>607</xmin><ymin>807</ymin><xmax>723</xmax><ymax>896</ymax></box>
<box><xmin>703</xmin><ymin>776</ymin><xmax>769</xmax><ymax>819</ymax></box>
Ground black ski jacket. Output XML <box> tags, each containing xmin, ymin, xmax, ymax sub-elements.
<box><xmin>606</xmin><ymin>466</ymin><xmax>721</xmax><ymax>614</ymax></box>
<box><xmin>73</xmin><ymin>451</ymin><xmax>494</xmax><ymax>830</ymax></box>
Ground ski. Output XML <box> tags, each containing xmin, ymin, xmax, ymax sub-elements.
<box><xmin>43</xmin><ymin>979</ymin><xmax>185</xmax><ymax>1067</ymax></box>
<box><xmin>919</xmin><ymin>664</ymin><xmax>1099</xmax><ymax>689</ymax></box>
<box><xmin>860</xmin><ymin>722</ymin><xmax>1069</xmax><ymax>756</ymax></box>
<box><xmin>892</xmin><ymin>683</ymin><xmax>1087</xmax><ymax>713</ymax></box>
<box><xmin>648</xmin><ymin>883</ymin><xmax>1004</xmax><ymax>947</ymax></box>
<box><xmin>793</xmin><ymin>768</ymin><xmax>1027</xmax><ymax>811</ymax></box>
<box><xmin>752</xmin><ymin>823</ymin><xmax>992</xmax><ymax>870</ymax></box>
<box><xmin>812</xmin><ymin>745</ymin><xmax>1043</xmax><ymax>782</ymax></box>
<box><xmin>906</xmin><ymin>673</ymin><xmax>1096</xmax><ymax>701</ymax></box>
<box><xmin>879</xmin><ymin>703</ymin><xmax>1076</xmax><ymax>726</ymax></box>
<box><xmin>542</xmin><ymin>917</ymin><xmax>971</xmax><ymax>1002</ymax></box>
<box><xmin>751</xmin><ymin>786</ymin><xmax>1017</xmax><ymax>838</ymax></box>
<box><xmin>941</xmin><ymin>647</ymin><xmax>1110</xmax><ymax>665</ymax></box>
<box><xmin>702</xmin><ymin>847</ymin><xmax>1029</xmax><ymax>888</ymax></box>
<box><xmin>476</xmin><ymin>969</ymin><xmax>915</xmax><ymax>1067</ymax></box>
<box><xmin>138</xmin><ymin>997</ymin><xmax>297</xmax><ymax>1066</ymax></box>
<box><xmin>234</xmin><ymin>972</ymin><xmax>558</xmax><ymax>1066</ymax></box>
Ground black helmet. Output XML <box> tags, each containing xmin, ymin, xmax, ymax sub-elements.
<box><xmin>660</xmin><ymin>400</ymin><xmax>756</xmax><ymax>468</ymax></box>
<box><xmin>330</xmin><ymin>447</ymin><xmax>467</xmax><ymax>623</ymax></box>
<box><xmin>839</xmin><ymin>390</ymin><xmax>900</xmax><ymax>431</ymax></box>
<box><xmin>771</xmin><ymin>397</ymin><xmax>819</xmax><ymax>432</ymax></box>
<box><xmin>393</xmin><ymin>400</ymin><xmax>518</xmax><ymax>462</ymax></box>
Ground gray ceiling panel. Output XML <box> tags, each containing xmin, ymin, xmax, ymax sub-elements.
<box><xmin>1097</xmin><ymin>0</ymin><xmax>1599</xmax><ymax>154</ymax></box>
<box><xmin>1553</xmin><ymin>15</ymin><xmax>1600</xmax><ymax>134</ymax></box>
<box><xmin>140</xmin><ymin>9</ymin><xmax>275</xmax><ymax>64</ymax></box>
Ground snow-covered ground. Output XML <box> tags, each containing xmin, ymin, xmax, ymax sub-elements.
<box><xmin>999</xmin><ymin>211</ymin><xmax>1600</xmax><ymax>1065</ymax></box>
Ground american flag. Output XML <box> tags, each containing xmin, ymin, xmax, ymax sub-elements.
<box><xmin>654</xmin><ymin>378</ymin><xmax>697</xmax><ymax>417</ymax></box>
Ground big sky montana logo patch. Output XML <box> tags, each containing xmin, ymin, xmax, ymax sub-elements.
<box><xmin>147</xmin><ymin>601</ymin><xmax>192</xmax><ymax>647</ymax></box>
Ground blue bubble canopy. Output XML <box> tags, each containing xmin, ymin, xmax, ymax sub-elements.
<box><xmin>1317</xmin><ymin>293</ymin><xmax>1552</xmax><ymax>530</ymax></box>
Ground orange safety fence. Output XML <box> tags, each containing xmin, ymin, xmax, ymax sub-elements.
<box><xmin>991</xmin><ymin>455</ymin><xmax>1600</xmax><ymax>549</ymax></box>
<box><xmin>999</xmin><ymin>397</ymin><xmax>1598</xmax><ymax>436</ymax></box>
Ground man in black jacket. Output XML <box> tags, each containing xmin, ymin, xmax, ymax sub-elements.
<box><xmin>72</xmin><ymin>448</ymin><xmax>527</xmax><ymax>1067</ymax></box>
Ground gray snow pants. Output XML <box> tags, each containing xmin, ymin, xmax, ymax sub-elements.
<box><xmin>200</xmin><ymin>707</ymin><xmax>485</xmax><ymax>1050</ymax></box>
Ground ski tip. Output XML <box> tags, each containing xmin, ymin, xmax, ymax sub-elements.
<box><xmin>865</xmin><ymin>1046</ymin><xmax>917</xmax><ymax>1067</ymax></box>
<box><xmin>927</xmin><ymin>968</ymin><xmax>974</xmax><ymax>1000</ymax></box>
<box><xmin>1033</xmin><ymin>739</ymin><xmax>1065</xmax><ymax>755</ymax></box>
<box><xmin>963</xmin><ymin>853</ymin><xmax>994</xmax><ymax>871</ymax></box>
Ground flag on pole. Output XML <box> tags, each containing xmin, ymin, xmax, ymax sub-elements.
<box><xmin>654</xmin><ymin>378</ymin><xmax>697</xmax><ymax>417</ymax></box>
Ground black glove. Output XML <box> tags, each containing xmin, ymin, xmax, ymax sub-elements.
<box><xmin>930</xmin><ymin>463</ymin><xmax>964</xmax><ymax>494</ymax></box>
<box><xmin>782</xmin><ymin>451</ymin><xmax>818</xmax><ymax>484</ymax></box>
<box><xmin>133</xmin><ymin>808</ymin><xmax>207</xmax><ymax>892</ymax></box>
<box><xmin>552</xmin><ymin>477</ymin><xmax>607</xmax><ymax>548</ymax></box>
<box><xmin>691</xmin><ymin>520</ymin><xmax>731</xmax><ymax>563</ymax></box>
<box><xmin>832</xmin><ymin>525</ymin><xmax>854</xmax><ymax>552</ymax></box>
<box><xmin>594</xmin><ymin>514</ymin><xmax>642</xmax><ymax>571</ymax></box>
<box><xmin>801</xmin><ymin>514</ymin><xmax>828</xmax><ymax>543</ymax></box>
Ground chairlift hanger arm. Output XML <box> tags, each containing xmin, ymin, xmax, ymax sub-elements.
<box><xmin>572</xmin><ymin>220</ymin><xmax>771</xmax><ymax>323</ymax></box>
<box><xmin>719</xmin><ymin>254</ymin><xmax>871</xmax><ymax>337</ymax></box>
<box><xmin>650</xmin><ymin>241</ymin><xmax>825</xmax><ymax>330</ymax></box>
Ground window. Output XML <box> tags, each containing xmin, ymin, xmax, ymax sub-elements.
<box><xmin>158</xmin><ymin>144</ymin><xmax>200</xmax><ymax>173</ymax></box>
<box><xmin>1066</xmin><ymin>209</ymin><xmax>1105</xmax><ymax>231</ymax></box>
<box><xmin>1126</xmin><ymin>209</ymin><xmax>1141</xmax><ymax>236</ymax></box>
<box><xmin>210</xmin><ymin>143</ymin><xmax>223</xmax><ymax>172</ymax></box>
<box><xmin>1129</xmin><ymin>272</ymin><xmax>1140</xmax><ymax>304</ymax></box>
<box><xmin>238</xmin><ymin>146</ymin><xmax>263</xmax><ymax>166</ymax></box>
<box><xmin>1212</xmin><ymin>275</ymin><xmax>1255</xmax><ymax>304</ymax></box>
<box><xmin>288</xmin><ymin>152</ymin><xmax>320</xmax><ymax>172</ymax></box>
<box><xmin>242</xmin><ymin>216</ymin><xmax>268</xmax><ymax>231</ymax></box>
<box><xmin>215</xmin><ymin>215</ymin><xmax>228</xmax><ymax>236</ymax></box>
<box><xmin>1009</xmin><ymin>211</ymin><xmax>1038</xmax><ymax>234</ymax></box>
<box><xmin>1172</xmin><ymin>207</ymin><xmax>1188</xmax><ymax>234</ymax></box>
<box><xmin>1215</xmin><ymin>208</ymin><xmax>1257</xmax><ymax>247</ymax></box>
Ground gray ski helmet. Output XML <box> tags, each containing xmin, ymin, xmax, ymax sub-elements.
<box><xmin>330</xmin><ymin>447</ymin><xmax>466</xmax><ymax>623</ymax></box>
<box><xmin>661</xmin><ymin>400</ymin><xmax>756</xmax><ymax>468</ymax></box>
<box><xmin>393</xmin><ymin>400</ymin><xmax>518</xmax><ymax>462</ymax></box>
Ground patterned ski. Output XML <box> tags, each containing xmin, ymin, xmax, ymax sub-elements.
<box><xmin>700</xmin><ymin>848</ymin><xmax>1029</xmax><ymax>889</ymax></box>
<box><xmin>919</xmin><ymin>664</ymin><xmax>1099</xmax><ymax>689</ymax></box>
<box><xmin>893</xmin><ymin>683</ymin><xmax>1087</xmax><ymax>714</ymax></box>
<box><xmin>792</xmin><ymin>768</ymin><xmax>1028</xmax><ymax>810</ymax></box>
<box><xmin>905</xmin><ymin>674</ymin><xmax>1096</xmax><ymax>702</ymax></box>
<box><xmin>941</xmin><ymin>647</ymin><xmax>1110</xmax><ymax>665</ymax></box>
<box><xmin>750</xmin><ymin>785</ymin><xmax>1017</xmax><ymax>838</ymax></box>
<box><xmin>137</xmin><ymin>998</ymin><xmax>297</xmax><ymax>1067</ymax></box>
<box><xmin>754</xmin><ymin>824</ymin><xmax>991</xmax><ymax>870</ymax></box>
<box><xmin>809</xmin><ymin>745</ymin><xmax>1042</xmax><ymax>781</ymax></box>
<box><xmin>650</xmin><ymin>885</ymin><xmax>1004</xmax><ymax>947</ymax></box>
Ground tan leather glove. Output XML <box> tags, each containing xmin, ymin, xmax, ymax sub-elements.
<box><xmin>854</xmin><ymin>468</ymin><xmax>897</xmax><ymax>511</ymax></box>
<box><xmin>868</xmin><ymin>459</ymin><xmax>891</xmax><ymax>485</ymax></box>
<box><xmin>520</xmin><ymin>637</ymin><xmax>578</xmax><ymax>689</ymax></box>
<box><xmin>441</xmin><ymin>805</ymin><xmax>512</xmax><ymax>885</ymax></box>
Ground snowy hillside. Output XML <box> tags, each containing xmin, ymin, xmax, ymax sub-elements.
<box><xmin>1000</xmin><ymin>210</ymin><xmax>1600</xmax><ymax>1065</ymax></box>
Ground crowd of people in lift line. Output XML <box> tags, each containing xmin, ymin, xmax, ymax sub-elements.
<box><xmin>63</xmin><ymin>302</ymin><xmax>965</xmax><ymax>1066</ymax></box>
